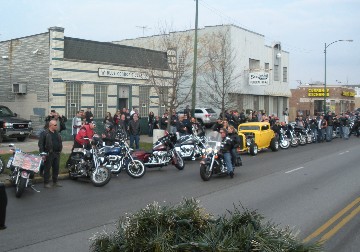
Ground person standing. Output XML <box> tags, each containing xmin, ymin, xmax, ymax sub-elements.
<box><xmin>148</xmin><ymin>111</ymin><xmax>155</xmax><ymax>137</ymax></box>
<box><xmin>129</xmin><ymin>114</ymin><xmax>141</xmax><ymax>150</ymax></box>
<box><xmin>283</xmin><ymin>108</ymin><xmax>289</xmax><ymax>124</ymax></box>
<box><xmin>38</xmin><ymin>119</ymin><xmax>63</xmax><ymax>188</ymax></box>
<box><xmin>85</xmin><ymin>107</ymin><xmax>93</xmax><ymax>124</ymax></box>
<box><xmin>72</xmin><ymin>111</ymin><xmax>82</xmax><ymax>139</ymax></box>
<box><xmin>324</xmin><ymin>111</ymin><xmax>334</xmax><ymax>142</ymax></box>
<box><xmin>0</xmin><ymin>182</ymin><xmax>7</xmax><ymax>230</ymax></box>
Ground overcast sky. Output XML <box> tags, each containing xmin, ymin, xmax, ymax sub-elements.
<box><xmin>1</xmin><ymin>0</ymin><xmax>359</xmax><ymax>88</ymax></box>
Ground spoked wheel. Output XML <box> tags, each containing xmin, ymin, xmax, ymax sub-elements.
<box><xmin>90</xmin><ymin>166</ymin><xmax>111</xmax><ymax>187</ymax></box>
<box><xmin>299</xmin><ymin>135</ymin><xmax>307</xmax><ymax>146</ymax></box>
<box><xmin>16</xmin><ymin>177</ymin><xmax>27</xmax><ymax>198</ymax></box>
<box><xmin>279</xmin><ymin>138</ymin><xmax>290</xmax><ymax>149</ymax></box>
<box><xmin>126</xmin><ymin>160</ymin><xmax>146</xmax><ymax>178</ymax></box>
<box><xmin>290</xmin><ymin>138</ymin><xmax>299</xmax><ymax>147</ymax></box>
<box><xmin>174</xmin><ymin>151</ymin><xmax>185</xmax><ymax>170</ymax></box>
<box><xmin>200</xmin><ymin>164</ymin><xmax>212</xmax><ymax>181</ymax></box>
<box><xmin>0</xmin><ymin>157</ymin><xmax>4</xmax><ymax>174</ymax></box>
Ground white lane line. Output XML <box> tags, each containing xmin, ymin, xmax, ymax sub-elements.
<box><xmin>338</xmin><ymin>150</ymin><xmax>350</xmax><ymax>155</ymax></box>
<box><xmin>285</xmin><ymin>167</ymin><xmax>304</xmax><ymax>174</ymax></box>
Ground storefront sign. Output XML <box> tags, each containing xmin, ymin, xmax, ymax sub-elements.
<box><xmin>308</xmin><ymin>88</ymin><xmax>329</xmax><ymax>97</ymax></box>
<box><xmin>341</xmin><ymin>91</ymin><xmax>355</xmax><ymax>97</ymax></box>
<box><xmin>98</xmin><ymin>68</ymin><xmax>149</xmax><ymax>80</ymax></box>
<box><xmin>249</xmin><ymin>72</ymin><xmax>269</xmax><ymax>85</ymax></box>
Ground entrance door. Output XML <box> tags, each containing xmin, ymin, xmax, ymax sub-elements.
<box><xmin>118</xmin><ymin>98</ymin><xmax>128</xmax><ymax>110</ymax></box>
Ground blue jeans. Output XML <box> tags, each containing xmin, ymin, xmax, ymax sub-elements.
<box><xmin>223</xmin><ymin>152</ymin><xmax>233</xmax><ymax>174</ymax></box>
<box><xmin>343</xmin><ymin>126</ymin><xmax>350</xmax><ymax>139</ymax></box>
<box><xmin>130</xmin><ymin>135</ymin><xmax>140</xmax><ymax>149</ymax></box>
<box><xmin>170</xmin><ymin>126</ymin><xmax>177</xmax><ymax>134</ymax></box>
<box><xmin>148</xmin><ymin>123</ymin><xmax>153</xmax><ymax>137</ymax></box>
<box><xmin>326</xmin><ymin>126</ymin><xmax>333</xmax><ymax>141</ymax></box>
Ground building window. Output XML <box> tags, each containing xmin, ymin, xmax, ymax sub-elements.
<box><xmin>265</xmin><ymin>63</ymin><xmax>269</xmax><ymax>70</ymax></box>
<box><xmin>158</xmin><ymin>86</ymin><xmax>169</xmax><ymax>116</ymax></box>
<box><xmin>94</xmin><ymin>84</ymin><xmax>107</xmax><ymax>119</ymax></box>
<box><xmin>66</xmin><ymin>83</ymin><xmax>81</xmax><ymax>118</ymax></box>
<box><xmin>274</xmin><ymin>64</ymin><xmax>279</xmax><ymax>81</ymax></box>
<box><xmin>283</xmin><ymin>67</ymin><xmax>288</xmax><ymax>82</ymax></box>
<box><xmin>139</xmin><ymin>86</ymin><xmax>150</xmax><ymax>117</ymax></box>
<box><xmin>249</xmin><ymin>58</ymin><xmax>260</xmax><ymax>70</ymax></box>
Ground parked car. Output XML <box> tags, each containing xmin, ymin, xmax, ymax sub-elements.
<box><xmin>0</xmin><ymin>105</ymin><xmax>32</xmax><ymax>142</ymax></box>
<box><xmin>237</xmin><ymin>122</ymin><xmax>278</xmax><ymax>156</ymax></box>
<box><xmin>177</xmin><ymin>108</ymin><xmax>218</xmax><ymax>128</ymax></box>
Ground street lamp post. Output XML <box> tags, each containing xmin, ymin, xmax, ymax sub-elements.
<box><xmin>324</xmin><ymin>39</ymin><xmax>353</xmax><ymax>113</ymax></box>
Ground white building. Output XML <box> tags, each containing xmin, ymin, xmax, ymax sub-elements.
<box><xmin>0</xmin><ymin>27</ymin><xmax>172</xmax><ymax>138</ymax></box>
<box><xmin>114</xmin><ymin>24</ymin><xmax>291</xmax><ymax>118</ymax></box>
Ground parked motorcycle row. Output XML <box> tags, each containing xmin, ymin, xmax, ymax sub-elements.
<box><xmin>2</xmin><ymin>115</ymin><xmax>358</xmax><ymax>197</ymax></box>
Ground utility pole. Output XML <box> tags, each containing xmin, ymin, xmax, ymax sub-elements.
<box><xmin>191</xmin><ymin>0</ymin><xmax>198</xmax><ymax>117</ymax></box>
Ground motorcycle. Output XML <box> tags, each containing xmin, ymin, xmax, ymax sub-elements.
<box><xmin>286</xmin><ymin>124</ymin><xmax>299</xmax><ymax>147</ymax></box>
<box><xmin>303</xmin><ymin>125</ymin><xmax>313</xmax><ymax>144</ymax></box>
<box><xmin>174</xmin><ymin>132</ymin><xmax>207</xmax><ymax>160</ymax></box>
<box><xmin>199</xmin><ymin>131</ymin><xmax>232</xmax><ymax>181</ymax></box>
<box><xmin>293</xmin><ymin>125</ymin><xmax>307</xmax><ymax>146</ymax></box>
<box><xmin>278</xmin><ymin>128</ymin><xmax>290</xmax><ymax>149</ymax></box>
<box><xmin>98</xmin><ymin>138</ymin><xmax>146</xmax><ymax>178</ymax></box>
<box><xmin>6</xmin><ymin>144</ymin><xmax>45</xmax><ymax>198</ymax></box>
<box><xmin>68</xmin><ymin>137</ymin><xmax>111</xmax><ymax>187</ymax></box>
<box><xmin>132</xmin><ymin>133</ymin><xmax>185</xmax><ymax>170</ymax></box>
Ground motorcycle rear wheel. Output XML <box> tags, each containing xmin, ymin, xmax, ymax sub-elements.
<box><xmin>279</xmin><ymin>139</ymin><xmax>290</xmax><ymax>149</ymax></box>
<box><xmin>126</xmin><ymin>160</ymin><xmax>146</xmax><ymax>178</ymax></box>
<box><xmin>90</xmin><ymin>166</ymin><xmax>111</xmax><ymax>187</ymax></box>
<box><xmin>15</xmin><ymin>177</ymin><xmax>27</xmax><ymax>198</ymax></box>
<box><xmin>200</xmin><ymin>164</ymin><xmax>212</xmax><ymax>181</ymax></box>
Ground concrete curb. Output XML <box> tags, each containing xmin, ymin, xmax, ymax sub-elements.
<box><xmin>1</xmin><ymin>173</ymin><xmax>69</xmax><ymax>188</ymax></box>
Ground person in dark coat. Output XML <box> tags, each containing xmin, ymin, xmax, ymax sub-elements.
<box><xmin>38</xmin><ymin>119</ymin><xmax>63</xmax><ymax>188</ymax></box>
<box><xmin>129</xmin><ymin>114</ymin><xmax>141</xmax><ymax>149</ymax></box>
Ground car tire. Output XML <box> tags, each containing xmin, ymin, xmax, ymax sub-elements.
<box><xmin>270</xmin><ymin>138</ymin><xmax>279</xmax><ymax>151</ymax></box>
<box><xmin>249</xmin><ymin>143</ymin><xmax>258</xmax><ymax>156</ymax></box>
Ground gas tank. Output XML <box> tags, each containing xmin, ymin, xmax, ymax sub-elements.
<box><xmin>153</xmin><ymin>142</ymin><xmax>167</xmax><ymax>151</ymax></box>
<box><xmin>105</xmin><ymin>146</ymin><xmax>121</xmax><ymax>155</ymax></box>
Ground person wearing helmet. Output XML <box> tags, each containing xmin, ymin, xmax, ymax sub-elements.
<box><xmin>102</xmin><ymin>123</ymin><xmax>116</xmax><ymax>146</ymax></box>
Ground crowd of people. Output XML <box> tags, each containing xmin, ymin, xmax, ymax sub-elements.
<box><xmin>37</xmin><ymin>106</ymin><xmax>360</xmax><ymax>188</ymax></box>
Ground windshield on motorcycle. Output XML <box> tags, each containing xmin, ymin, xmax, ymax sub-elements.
<box><xmin>204</xmin><ymin>131</ymin><xmax>222</xmax><ymax>151</ymax></box>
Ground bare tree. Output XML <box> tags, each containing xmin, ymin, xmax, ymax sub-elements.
<box><xmin>199</xmin><ymin>27</ymin><xmax>241</xmax><ymax>118</ymax></box>
<box><xmin>140</xmin><ymin>24</ymin><xmax>194</xmax><ymax>129</ymax></box>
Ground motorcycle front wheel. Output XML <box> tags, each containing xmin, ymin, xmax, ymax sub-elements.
<box><xmin>0</xmin><ymin>156</ymin><xmax>4</xmax><ymax>174</ymax></box>
<box><xmin>279</xmin><ymin>139</ymin><xmax>290</xmax><ymax>149</ymax></box>
<box><xmin>90</xmin><ymin>166</ymin><xmax>111</xmax><ymax>187</ymax></box>
<box><xmin>15</xmin><ymin>176</ymin><xmax>27</xmax><ymax>198</ymax></box>
<box><xmin>126</xmin><ymin>160</ymin><xmax>146</xmax><ymax>178</ymax></box>
<box><xmin>200</xmin><ymin>163</ymin><xmax>212</xmax><ymax>181</ymax></box>
<box><xmin>173</xmin><ymin>151</ymin><xmax>185</xmax><ymax>170</ymax></box>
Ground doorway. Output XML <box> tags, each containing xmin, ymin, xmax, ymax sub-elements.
<box><xmin>118</xmin><ymin>98</ymin><xmax>128</xmax><ymax>110</ymax></box>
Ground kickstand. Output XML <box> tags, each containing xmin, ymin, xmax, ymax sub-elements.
<box><xmin>31</xmin><ymin>185</ymin><xmax>40</xmax><ymax>193</ymax></box>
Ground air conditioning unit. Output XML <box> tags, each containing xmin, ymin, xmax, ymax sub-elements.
<box><xmin>12</xmin><ymin>83</ymin><xmax>27</xmax><ymax>94</ymax></box>
<box><xmin>98</xmin><ymin>103</ymin><xmax>104</xmax><ymax>108</ymax></box>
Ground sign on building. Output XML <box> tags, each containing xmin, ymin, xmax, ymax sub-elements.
<box><xmin>249</xmin><ymin>72</ymin><xmax>269</xmax><ymax>86</ymax></box>
<box><xmin>98</xmin><ymin>68</ymin><xmax>149</xmax><ymax>80</ymax></box>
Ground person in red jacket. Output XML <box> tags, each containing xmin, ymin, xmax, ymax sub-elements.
<box><xmin>66</xmin><ymin>121</ymin><xmax>97</xmax><ymax>168</ymax></box>
<box><xmin>74</xmin><ymin>121</ymin><xmax>96</xmax><ymax>148</ymax></box>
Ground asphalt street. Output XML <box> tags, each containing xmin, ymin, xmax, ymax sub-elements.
<box><xmin>0</xmin><ymin>135</ymin><xmax>360</xmax><ymax>251</ymax></box>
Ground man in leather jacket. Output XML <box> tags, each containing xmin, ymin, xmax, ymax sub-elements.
<box><xmin>102</xmin><ymin>123</ymin><xmax>117</xmax><ymax>146</ymax></box>
<box><xmin>219</xmin><ymin>128</ymin><xmax>234</xmax><ymax>178</ymax></box>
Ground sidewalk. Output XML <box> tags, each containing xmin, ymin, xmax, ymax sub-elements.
<box><xmin>0</xmin><ymin>134</ymin><xmax>155</xmax><ymax>185</ymax></box>
<box><xmin>0</xmin><ymin>134</ymin><xmax>155</xmax><ymax>154</ymax></box>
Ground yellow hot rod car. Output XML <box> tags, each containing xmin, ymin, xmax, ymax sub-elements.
<box><xmin>237</xmin><ymin>122</ymin><xmax>279</xmax><ymax>156</ymax></box>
